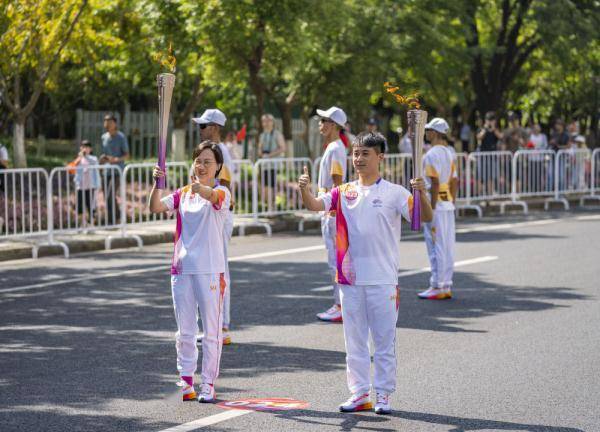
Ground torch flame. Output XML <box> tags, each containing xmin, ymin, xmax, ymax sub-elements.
<box><xmin>384</xmin><ymin>81</ymin><xmax>420</xmax><ymax>109</ymax></box>
<box><xmin>154</xmin><ymin>42</ymin><xmax>177</xmax><ymax>73</ymax></box>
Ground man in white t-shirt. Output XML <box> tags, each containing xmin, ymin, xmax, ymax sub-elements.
<box><xmin>315</xmin><ymin>106</ymin><xmax>349</xmax><ymax>322</ymax></box>
<box><xmin>299</xmin><ymin>132</ymin><xmax>432</xmax><ymax>415</ymax></box>
<box><xmin>418</xmin><ymin>118</ymin><xmax>458</xmax><ymax>300</ymax></box>
<box><xmin>193</xmin><ymin>109</ymin><xmax>235</xmax><ymax>345</ymax></box>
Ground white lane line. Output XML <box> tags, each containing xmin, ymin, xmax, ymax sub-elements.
<box><xmin>1</xmin><ymin>217</ymin><xmax>552</xmax><ymax>294</ymax></box>
<box><xmin>311</xmin><ymin>256</ymin><xmax>498</xmax><ymax>292</ymax></box>
<box><xmin>455</xmin><ymin>218</ymin><xmax>557</xmax><ymax>234</ymax></box>
<box><xmin>576</xmin><ymin>214</ymin><xmax>600</xmax><ymax>221</ymax></box>
<box><xmin>157</xmin><ymin>410</ymin><xmax>250</xmax><ymax>432</ymax></box>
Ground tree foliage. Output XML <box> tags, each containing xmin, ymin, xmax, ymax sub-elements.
<box><xmin>0</xmin><ymin>0</ymin><xmax>599</xmax><ymax>166</ymax></box>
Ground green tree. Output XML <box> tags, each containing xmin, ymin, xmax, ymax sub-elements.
<box><xmin>0</xmin><ymin>0</ymin><xmax>88</xmax><ymax>167</ymax></box>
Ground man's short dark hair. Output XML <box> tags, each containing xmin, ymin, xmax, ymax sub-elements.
<box><xmin>353</xmin><ymin>132</ymin><xmax>386</xmax><ymax>153</ymax></box>
<box><xmin>485</xmin><ymin>111</ymin><xmax>496</xmax><ymax>121</ymax></box>
<box><xmin>104</xmin><ymin>113</ymin><xmax>117</xmax><ymax>122</ymax></box>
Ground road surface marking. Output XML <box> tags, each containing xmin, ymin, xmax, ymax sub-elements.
<box><xmin>576</xmin><ymin>214</ymin><xmax>600</xmax><ymax>221</ymax></box>
<box><xmin>157</xmin><ymin>410</ymin><xmax>250</xmax><ymax>432</ymax></box>
<box><xmin>311</xmin><ymin>256</ymin><xmax>498</xmax><ymax>292</ymax></box>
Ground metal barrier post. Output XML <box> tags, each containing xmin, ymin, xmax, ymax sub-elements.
<box><xmin>580</xmin><ymin>148</ymin><xmax>600</xmax><ymax>206</ymax></box>
<box><xmin>455</xmin><ymin>152</ymin><xmax>482</xmax><ymax>217</ymax></box>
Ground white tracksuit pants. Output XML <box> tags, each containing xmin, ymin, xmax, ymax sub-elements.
<box><xmin>339</xmin><ymin>284</ymin><xmax>400</xmax><ymax>395</ymax></box>
<box><xmin>424</xmin><ymin>208</ymin><xmax>455</xmax><ymax>289</ymax></box>
<box><xmin>171</xmin><ymin>273</ymin><xmax>226</xmax><ymax>384</ymax></box>
<box><xmin>321</xmin><ymin>213</ymin><xmax>341</xmax><ymax>305</ymax></box>
<box><xmin>222</xmin><ymin>211</ymin><xmax>234</xmax><ymax>329</ymax></box>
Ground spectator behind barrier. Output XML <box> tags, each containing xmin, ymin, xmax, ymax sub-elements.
<box><xmin>67</xmin><ymin>140</ymin><xmax>100</xmax><ymax>229</ymax></box>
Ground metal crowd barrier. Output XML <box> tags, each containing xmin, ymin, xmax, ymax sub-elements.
<box><xmin>545</xmin><ymin>149</ymin><xmax>591</xmax><ymax>210</ymax></box>
<box><xmin>0</xmin><ymin>168</ymin><xmax>49</xmax><ymax>257</ymax></box>
<box><xmin>231</xmin><ymin>159</ymin><xmax>271</xmax><ymax>236</ymax></box>
<box><xmin>45</xmin><ymin>164</ymin><xmax>142</xmax><ymax>257</ymax></box>
<box><xmin>122</xmin><ymin>162</ymin><xmax>189</xmax><ymax>225</ymax></box>
<box><xmin>455</xmin><ymin>152</ymin><xmax>482</xmax><ymax>217</ymax></box>
<box><xmin>467</xmin><ymin>151</ymin><xmax>520</xmax><ymax>213</ymax></box>
<box><xmin>507</xmin><ymin>150</ymin><xmax>555</xmax><ymax>213</ymax></box>
<box><xmin>253</xmin><ymin>157</ymin><xmax>313</xmax><ymax>218</ymax></box>
<box><xmin>5</xmin><ymin>150</ymin><xmax>600</xmax><ymax>259</ymax></box>
<box><xmin>581</xmin><ymin>148</ymin><xmax>600</xmax><ymax>206</ymax></box>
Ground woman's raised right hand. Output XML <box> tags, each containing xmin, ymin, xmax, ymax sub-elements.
<box><xmin>153</xmin><ymin>166</ymin><xmax>165</xmax><ymax>179</ymax></box>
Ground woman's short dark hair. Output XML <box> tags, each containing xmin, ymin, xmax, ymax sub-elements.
<box><xmin>193</xmin><ymin>140</ymin><xmax>223</xmax><ymax>178</ymax></box>
<box><xmin>353</xmin><ymin>132</ymin><xmax>386</xmax><ymax>153</ymax></box>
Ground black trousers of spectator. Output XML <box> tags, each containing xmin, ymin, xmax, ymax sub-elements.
<box><xmin>103</xmin><ymin>172</ymin><xmax>121</xmax><ymax>226</ymax></box>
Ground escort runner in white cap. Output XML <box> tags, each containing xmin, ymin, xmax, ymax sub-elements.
<box><xmin>193</xmin><ymin>109</ymin><xmax>235</xmax><ymax>345</ymax></box>
<box><xmin>418</xmin><ymin>117</ymin><xmax>458</xmax><ymax>300</ymax></box>
<box><xmin>148</xmin><ymin>141</ymin><xmax>231</xmax><ymax>403</ymax></box>
<box><xmin>315</xmin><ymin>106</ymin><xmax>350</xmax><ymax>323</ymax></box>
<box><xmin>298</xmin><ymin>132</ymin><xmax>433</xmax><ymax>415</ymax></box>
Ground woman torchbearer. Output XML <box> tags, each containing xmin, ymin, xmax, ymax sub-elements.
<box><xmin>148</xmin><ymin>141</ymin><xmax>231</xmax><ymax>403</ymax></box>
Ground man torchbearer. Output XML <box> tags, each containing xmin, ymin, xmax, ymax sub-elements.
<box><xmin>298</xmin><ymin>132</ymin><xmax>432</xmax><ymax>415</ymax></box>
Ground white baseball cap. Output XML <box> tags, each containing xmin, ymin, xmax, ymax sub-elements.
<box><xmin>316</xmin><ymin>106</ymin><xmax>347</xmax><ymax>128</ymax></box>
<box><xmin>574</xmin><ymin>135</ymin><xmax>585</xmax><ymax>143</ymax></box>
<box><xmin>192</xmin><ymin>109</ymin><xmax>227</xmax><ymax>126</ymax></box>
<box><xmin>425</xmin><ymin>117</ymin><xmax>450</xmax><ymax>135</ymax></box>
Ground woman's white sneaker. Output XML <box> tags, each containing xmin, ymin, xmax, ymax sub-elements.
<box><xmin>374</xmin><ymin>392</ymin><xmax>391</xmax><ymax>415</ymax></box>
<box><xmin>197</xmin><ymin>383</ymin><xmax>216</xmax><ymax>403</ymax></box>
<box><xmin>339</xmin><ymin>392</ymin><xmax>373</xmax><ymax>412</ymax></box>
<box><xmin>177</xmin><ymin>380</ymin><xmax>197</xmax><ymax>402</ymax></box>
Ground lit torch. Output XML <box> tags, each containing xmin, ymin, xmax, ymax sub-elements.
<box><xmin>384</xmin><ymin>82</ymin><xmax>426</xmax><ymax>231</ymax></box>
<box><xmin>154</xmin><ymin>44</ymin><xmax>176</xmax><ymax>189</ymax></box>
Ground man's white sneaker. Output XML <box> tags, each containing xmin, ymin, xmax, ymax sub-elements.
<box><xmin>374</xmin><ymin>392</ymin><xmax>391</xmax><ymax>415</ymax></box>
<box><xmin>317</xmin><ymin>304</ymin><xmax>343</xmax><ymax>322</ymax></box>
<box><xmin>339</xmin><ymin>392</ymin><xmax>373</xmax><ymax>412</ymax></box>
<box><xmin>197</xmin><ymin>383</ymin><xmax>216</xmax><ymax>403</ymax></box>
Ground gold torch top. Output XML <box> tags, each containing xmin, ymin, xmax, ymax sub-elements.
<box><xmin>154</xmin><ymin>42</ymin><xmax>177</xmax><ymax>85</ymax></box>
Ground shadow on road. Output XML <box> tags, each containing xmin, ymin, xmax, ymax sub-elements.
<box><xmin>268</xmin><ymin>407</ymin><xmax>585</xmax><ymax>432</ymax></box>
<box><xmin>0</xmin><ymin>251</ymin><xmax>590</xmax><ymax>431</ymax></box>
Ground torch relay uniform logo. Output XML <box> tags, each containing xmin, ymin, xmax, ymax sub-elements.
<box><xmin>217</xmin><ymin>398</ymin><xmax>310</xmax><ymax>412</ymax></box>
<box><xmin>344</xmin><ymin>186</ymin><xmax>358</xmax><ymax>202</ymax></box>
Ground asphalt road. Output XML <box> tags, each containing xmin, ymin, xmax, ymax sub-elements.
<box><xmin>1</xmin><ymin>211</ymin><xmax>599</xmax><ymax>432</ymax></box>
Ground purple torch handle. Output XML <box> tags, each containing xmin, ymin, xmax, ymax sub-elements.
<box><xmin>411</xmin><ymin>187</ymin><xmax>421</xmax><ymax>231</ymax></box>
<box><xmin>407</xmin><ymin>108</ymin><xmax>427</xmax><ymax>231</ymax></box>
<box><xmin>156</xmin><ymin>73</ymin><xmax>175</xmax><ymax>190</ymax></box>
<box><xmin>156</xmin><ymin>138</ymin><xmax>166</xmax><ymax>189</ymax></box>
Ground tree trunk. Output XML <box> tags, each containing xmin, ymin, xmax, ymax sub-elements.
<box><xmin>300</xmin><ymin>108</ymin><xmax>315</xmax><ymax>160</ymax></box>
<box><xmin>280</xmin><ymin>102</ymin><xmax>294</xmax><ymax>158</ymax></box>
<box><xmin>13</xmin><ymin>116</ymin><xmax>27</xmax><ymax>168</ymax></box>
